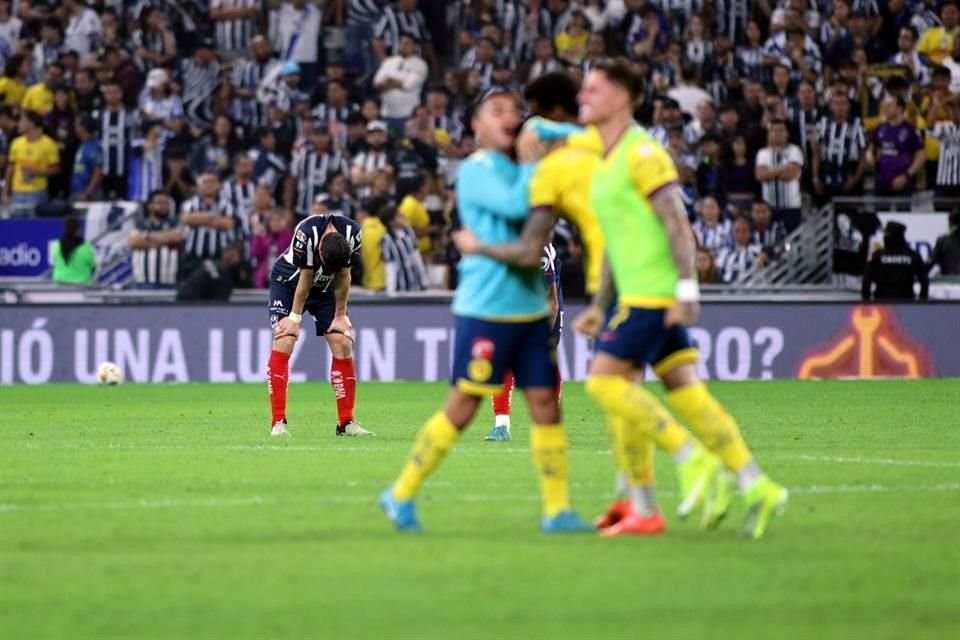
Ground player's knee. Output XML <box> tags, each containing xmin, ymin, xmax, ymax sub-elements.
<box><xmin>526</xmin><ymin>388</ymin><xmax>560</xmax><ymax>424</ymax></box>
<box><xmin>326</xmin><ymin>333</ymin><xmax>353</xmax><ymax>358</ymax></box>
<box><xmin>660</xmin><ymin>363</ymin><xmax>699</xmax><ymax>391</ymax></box>
<box><xmin>585</xmin><ymin>375</ymin><xmax>612</xmax><ymax>404</ymax></box>
<box><xmin>445</xmin><ymin>391</ymin><xmax>481</xmax><ymax>429</ymax></box>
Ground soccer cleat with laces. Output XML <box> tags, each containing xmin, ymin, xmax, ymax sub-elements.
<box><xmin>675</xmin><ymin>448</ymin><xmax>721</xmax><ymax>519</ymax></box>
<box><xmin>594</xmin><ymin>499</ymin><xmax>631</xmax><ymax>529</ymax></box>
<box><xmin>270</xmin><ymin>420</ymin><xmax>290</xmax><ymax>437</ymax></box>
<box><xmin>379</xmin><ymin>489</ymin><xmax>422</xmax><ymax>533</ymax></box>
<box><xmin>740</xmin><ymin>476</ymin><xmax>789</xmax><ymax>539</ymax></box>
<box><xmin>484</xmin><ymin>425</ymin><xmax>511</xmax><ymax>442</ymax></box>
<box><xmin>599</xmin><ymin>511</ymin><xmax>667</xmax><ymax>537</ymax></box>
<box><xmin>336</xmin><ymin>420</ymin><xmax>374</xmax><ymax>437</ymax></box>
<box><xmin>541</xmin><ymin>509</ymin><xmax>595</xmax><ymax>533</ymax></box>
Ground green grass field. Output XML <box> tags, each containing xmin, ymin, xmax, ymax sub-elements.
<box><xmin>2</xmin><ymin>380</ymin><xmax>959</xmax><ymax>639</ymax></box>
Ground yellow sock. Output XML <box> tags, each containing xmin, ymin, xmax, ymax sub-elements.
<box><xmin>392</xmin><ymin>411</ymin><xmax>460</xmax><ymax>500</ymax></box>
<box><xmin>667</xmin><ymin>382</ymin><xmax>753</xmax><ymax>472</ymax></box>
<box><xmin>608</xmin><ymin>415</ymin><xmax>656</xmax><ymax>486</ymax></box>
<box><xmin>530</xmin><ymin>424</ymin><xmax>571</xmax><ymax>517</ymax></box>
<box><xmin>586</xmin><ymin>375</ymin><xmax>694</xmax><ymax>456</ymax></box>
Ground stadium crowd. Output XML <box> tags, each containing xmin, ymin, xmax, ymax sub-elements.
<box><xmin>4</xmin><ymin>0</ymin><xmax>960</xmax><ymax>298</ymax></box>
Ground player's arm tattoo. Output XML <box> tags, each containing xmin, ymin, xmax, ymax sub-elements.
<box><xmin>591</xmin><ymin>253</ymin><xmax>615</xmax><ymax>311</ymax></box>
<box><xmin>650</xmin><ymin>185</ymin><xmax>696</xmax><ymax>281</ymax></box>
<box><xmin>333</xmin><ymin>269</ymin><xmax>351</xmax><ymax>315</ymax></box>
<box><xmin>292</xmin><ymin>268</ymin><xmax>315</xmax><ymax>315</ymax></box>
<box><xmin>476</xmin><ymin>208</ymin><xmax>555</xmax><ymax>267</ymax></box>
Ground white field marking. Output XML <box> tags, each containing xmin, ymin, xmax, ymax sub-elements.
<box><xmin>775</xmin><ymin>454</ymin><xmax>960</xmax><ymax>470</ymax></box>
<box><xmin>2</xmin><ymin>483</ymin><xmax>959</xmax><ymax>515</ymax></box>
<box><xmin>6</xmin><ymin>443</ymin><xmax>960</xmax><ymax>470</ymax></box>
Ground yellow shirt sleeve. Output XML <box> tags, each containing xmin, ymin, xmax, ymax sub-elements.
<box><xmin>529</xmin><ymin>152</ymin><xmax>563</xmax><ymax>208</ymax></box>
<box><xmin>8</xmin><ymin>136</ymin><xmax>22</xmax><ymax>164</ymax></box>
<box><xmin>917</xmin><ymin>28</ymin><xmax>940</xmax><ymax>57</ymax></box>
<box><xmin>629</xmin><ymin>138</ymin><xmax>679</xmax><ymax>198</ymax></box>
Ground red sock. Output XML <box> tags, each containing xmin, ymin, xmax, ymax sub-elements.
<box><xmin>267</xmin><ymin>350</ymin><xmax>290</xmax><ymax>424</ymax></box>
<box><xmin>331</xmin><ymin>357</ymin><xmax>357</xmax><ymax>425</ymax></box>
<box><xmin>492</xmin><ymin>371</ymin><xmax>514</xmax><ymax>416</ymax></box>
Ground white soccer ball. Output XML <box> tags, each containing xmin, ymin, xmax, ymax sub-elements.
<box><xmin>97</xmin><ymin>362</ymin><xmax>124</xmax><ymax>385</ymax></box>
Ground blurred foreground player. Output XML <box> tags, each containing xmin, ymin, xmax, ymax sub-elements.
<box><xmin>379</xmin><ymin>87</ymin><xmax>592</xmax><ymax>533</ymax></box>
<box><xmin>576</xmin><ymin>60</ymin><xmax>787</xmax><ymax>538</ymax></box>
<box><xmin>267</xmin><ymin>214</ymin><xmax>374</xmax><ymax>437</ymax></box>
<box><xmin>485</xmin><ymin>242</ymin><xmax>562</xmax><ymax>442</ymax></box>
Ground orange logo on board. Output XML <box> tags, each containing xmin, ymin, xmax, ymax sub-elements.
<box><xmin>798</xmin><ymin>306</ymin><xmax>933</xmax><ymax>379</ymax></box>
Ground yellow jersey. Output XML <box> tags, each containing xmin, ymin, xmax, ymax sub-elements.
<box><xmin>398</xmin><ymin>194</ymin><xmax>431</xmax><ymax>255</ymax></box>
<box><xmin>528</xmin><ymin>128</ymin><xmax>605</xmax><ymax>294</ymax></box>
<box><xmin>360</xmin><ymin>215</ymin><xmax>387</xmax><ymax>291</ymax></box>
<box><xmin>0</xmin><ymin>77</ymin><xmax>26</xmax><ymax>107</ymax></box>
<box><xmin>21</xmin><ymin>83</ymin><xmax>53</xmax><ymax>115</ymax></box>
<box><xmin>9</xmin><ymin>134</ymin><xmax>59</xmax><ymax>193</ymax></box>
<box><xmin>918</xmin><ymin>26</ymin><xmax>960</xmax><ymax>65</ymax></box>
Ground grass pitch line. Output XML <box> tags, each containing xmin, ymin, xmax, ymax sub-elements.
<box><xmin>2</xmin><ymin>482</ymin><xmax>959</xmax><ymax>515</ymax></box>
<box><xmin>780</xmin><ymin>454</ymin><xmax>960</xmax><ymax>469</ymax></box>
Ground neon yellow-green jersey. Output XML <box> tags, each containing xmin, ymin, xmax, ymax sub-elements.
<box><xmin>589</xmin><ymin>125</ymin><xmax>681</xmax><ymax>308</ymax></box>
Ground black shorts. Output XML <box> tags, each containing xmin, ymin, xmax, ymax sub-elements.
<box><xmin>268</xmin><ymin>276</ymin><xmax>335</xmax><ymax>336</ymax></box>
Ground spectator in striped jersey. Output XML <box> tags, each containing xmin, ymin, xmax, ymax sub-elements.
<box><xmin>128</xmin><ymin>121</ymin><xmax>165</xmax><ymax>203</ymax></box>
<box><xmin>32</xmin><ymin>17</ymin><xmax>64</xmax><ymax>81</ymax></box>
<box><xmin>231</xmin><ymin>36</ymin><xmax>279</xmax><ymax>134</ymax></box>
<box><xmin>272</xmin><ymin>0</ymin><xmax>324</xmax><ymax>88</ymax></box>
<box><xmin>813</xmin><ymin>83</ymin><xmax>867</xmax><ymax>200</ymax></box>
<box><xmin>191</xmin><ymin>114</ymin><xmax>240</xmax><ymax>179</ymax></box>
<box><xmin>352</xmin><ymin>120</ymin><xmax>394</xmax><ymax>200</ymax></box>
<box><xmin>62</xmin><ymin>0</ymin><xmax>101</xmax><ymax>57</ymax></box>
<box><xmin>373</xmin><ymin>0</ymin><xmax>436</xmax><ymax>71</ymax></box>
<box><xmin>716</xmin><ymin>217</ymin><xmax>764</xmax><ymax>284</ymax></box>
<box><xmin>128</xmin><ymin>190</ymin><xmax>183</xmax><ymax>290</ymax></box>
<box><xmin>692</xmin><ymin>195</ymin><xmax>733</xmax><ymax>257</ymax></box>
<box><xmin>287</xmin><ymin>122</ymin><xmax>349</xmax><ymax>217</ymax></box>
<box><xmin>132</xmin><ymin>6</ymin><xmax>177</xmax><ymax>72</ymax></box>
<box><xmin>379</xmin><ymin>203</ymin><xmax>427</xmax><ymax>293</ymax></box>
<box><xmin>527</xmin><ymin>36</ymin><xmax>562</xmax><ymax>83</ymax></box>
<box><xmin>344</xmin><ymin>0</ymin><xmax>387</xmax><ymax>76</ymax></box>
<box><xmin>926</xmin><ymin>92</ymin><xmax>960</xmax><ymax>197</ymax></box>
<box><xmin>749</xmin><ymin>200</ymin><xmax>787</xmax><ymax>257</ymax></box>
<box><xmin>70</xmin><ymin>114</ymin><xmax>102</xmax><ymax>202</ymax></box>
<box><xmin>756</xmin><ymin>118</ymin><xmax>804</xmax><ymax>232</ymax></box>
<box><xmin>251</xmin><ymin>127</ymin><xmax>288</xmax><ymax>201</ymax></box>
<box><xmin>179</xmin><ymin>37</ymin><xmax>221</xmax><ymax>131</ymax></box>
<box><xmin>220</xmin><ymin>154</ymin><xmax>257</xmax><ymax>229</ymax></box>
<box><xmin>139</xmin><ymin>68</ymin><xmax>184</xmax><ymax>136</ymax></box>
<box><xmin>180</xmin><ymin>172</ymin><xmax>244</xmax><ymax>272</ymax></box>
<box><xmin>209</xmin><ymin>0</ymin><xmax>257</xmax><ymax>61</ymax></box>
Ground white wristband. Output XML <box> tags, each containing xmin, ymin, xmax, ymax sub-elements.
<box><xmin>288</xmin><ymin>312</ymin><xmax>302</xmax><ymax>324</ymax></box>
<box><xmin>675</xmin><ymin>279</ymin><xmax>700</xmax><ymax>303</ymax></box>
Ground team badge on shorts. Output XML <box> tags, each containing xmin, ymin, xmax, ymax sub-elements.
<box><xmin>468</xmin><ymin>338</ymin><xmax>495</xmax><ymax>382</ymax></box>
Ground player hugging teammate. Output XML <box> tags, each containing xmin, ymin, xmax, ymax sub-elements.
<box><xmin>266</xmin><ymin>212</ymin><xmax>373</xmax><ymax>438</ymax></box>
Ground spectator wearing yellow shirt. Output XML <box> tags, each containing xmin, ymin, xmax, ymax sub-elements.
<box><xmin>555</xmin><ymin>9</ymin><xmax>591</xmax><ymax>66</ymax></box>
<box><xmin>3</xmin><ymin>110</ymin><xmax>60</xmax><ymax>217</ymax></box>
<box><xmin>397</xmin><ymin>174</ymin><xmax>438</xmax><ymax>257</ymax></box>
<box><xmin>0</xmin><ymin>54</ymin><xmax>30</xmax><ymax>107</ymax></box>
<box><xmin>918</xmin><ymin>1</ymin><xmax>960</xmax><ymax>65</ymax></box>
<box><xmin>359</xmin><ymin>199</ymin><xmax>389</xmax><ymax>291</ymax></box>
<box><xmin>21</xmin><ymin>62</ymin><xmax>63</xmax><ymax>116</ymax></box>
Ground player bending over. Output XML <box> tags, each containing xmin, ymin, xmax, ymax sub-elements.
<box><xmin>576</xmin><ymin>59</ymin><xmax>787</xmax><ymax>538</ymax></box>
<box><xmin>379</xmin><ymin>87</ymin><xmax>592</xmax><ymax>533</ymax></box>
<box><xmin>267</xmin><ymin>213</ymin><xmax>373</xmax><ymax>438</ymax></box>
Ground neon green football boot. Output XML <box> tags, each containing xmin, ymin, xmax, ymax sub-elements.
<box><xmin>741</xmin><ymin>476</ymin><xmax>789</xmax><ymax>539</ymax></box>
<box><xmin>675</xmin><ymin>448</ymin><xmax>720</xmax><ymax>519</ymax></box>
<box><xmin>701</xmin><ymin>471</ymin><xmax>735</xmax><ymax>530</ymax></box>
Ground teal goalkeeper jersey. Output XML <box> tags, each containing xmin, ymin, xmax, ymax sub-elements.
<box><xmin>452</xmin><ymin>149</ymin><xmax>547</xmax><ymax>321</ymax></box>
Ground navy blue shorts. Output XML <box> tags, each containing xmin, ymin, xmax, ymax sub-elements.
<box><xmin>268</xmin><ymin>280</ymin><xmax>335</xmax><ymax>337</ymax></box>
<box><xmin>596</xmin><ymin>305</ymin><xmax>699</xmax><ymax>377</ymax></box>
<box><xmin>451</xmin><ymin>315</ymin><xmax>559</xmax><ymax>395</ymax></box>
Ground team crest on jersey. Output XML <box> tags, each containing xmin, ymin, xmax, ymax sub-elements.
<box><xmin>468</xmin><ymin>337</ymin><xmax>495</xmax><ymax>382</ymax></box>
<box><xmin>294</xmin><ymin>230</ymin><xmax>307</xmax><ymax>251</ymax></box>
